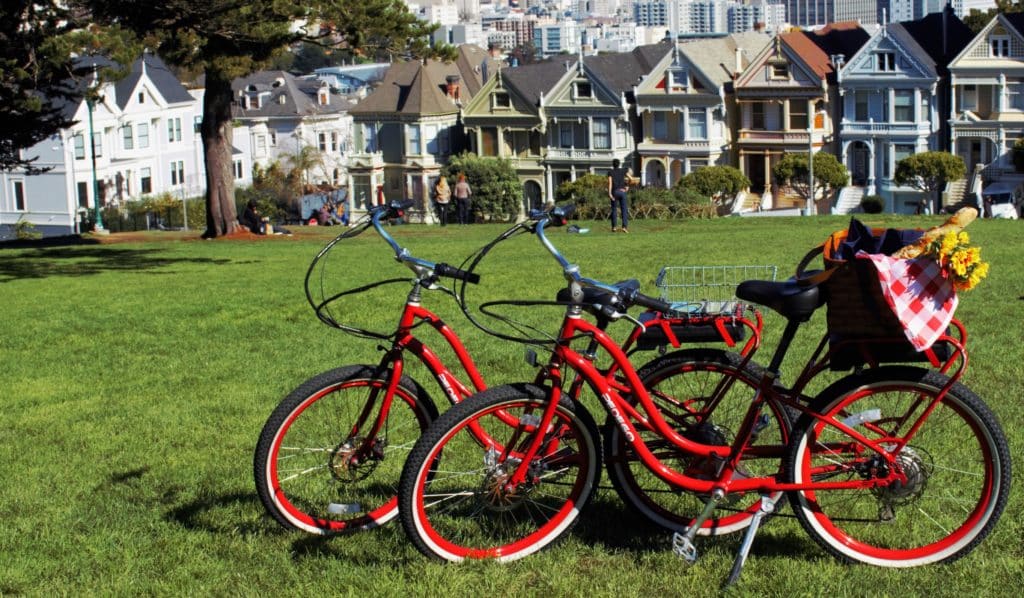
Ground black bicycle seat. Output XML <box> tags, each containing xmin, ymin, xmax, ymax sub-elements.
<box><xmin>736</xmin><ymin>278</ymin><xmax>824</xmax><ymax>322</ymax></box>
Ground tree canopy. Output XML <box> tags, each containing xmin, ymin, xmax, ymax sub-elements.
<box><xmin>0</xmin><ymin>1</ymin><xmax>137</xmax><ymax>172</ymax></box>
<box><xmin>773</xmin><ymin>152</ymin><xmax>848</xmax><ymax>204</ymax></box>
<box><xmin>894</xmin><ymin>151</ymin><xmax>966</xmax><ymax>212</ymax></box>
<box><xmin>676</xmin><ymin>165</ymin><xmax>749</xmax><ymax>206</ymax></box>
<box><xmin>81</xmin><ymin>0</ymin><xmax>447</xmax><ymax>237</ymax></box>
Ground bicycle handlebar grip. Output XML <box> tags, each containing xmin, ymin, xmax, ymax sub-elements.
<box><xmin>628</xmin><ymin>290</ymin><xmax>673</xmax><ymax>314</ymax></box>
<box><xmin>435</xmin><ymin>262</ymin><xmax>481</xmax><ymax>284</ymax></box>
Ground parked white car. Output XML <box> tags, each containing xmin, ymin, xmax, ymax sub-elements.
<box><xmin>981</xmin><ymin>182</ymin><xmax>1023</xmax><ymax>219</ymax></box>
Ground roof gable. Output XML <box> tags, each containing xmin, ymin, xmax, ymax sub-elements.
<box><xmin>114</xmin><ymin>54</ymin><xmax>193</xmax><ymax>110</ymax></box>
<box><xmin>461</xmin><ymin>68</ymin><xmax>543</xmax><ymax>120</ymax></box>
<box><xmin>841</xmin><ymin>25</ymin><xmax>937</xmax><ymax>81</ymax></box>
<box><xmin>899</xmin><ymin>7</ymin><xmax>973</xmax><ymax>69</ymax></box>
<box><xmin>735</xmin><ymin>35</ymin><xmax>824</xmax><ymax>92</ymax></box>
<box><xmin>951</xmin><ymin>13</ymin><xmax>1024</xmax><ymax>65</ymax></box>
<box><xmin>545</xmin><ymin>60</ymin><xmax>621</xmax><ymax>110</ymax></box>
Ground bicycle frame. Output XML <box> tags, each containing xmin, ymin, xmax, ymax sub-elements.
<box><xmin>497</xmin><ymin>212</ymin><xmax>972</xmax><ymax>502</ymax></box>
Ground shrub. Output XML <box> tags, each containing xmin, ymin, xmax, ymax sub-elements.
<box><xmin>14</xmin><ymin>216</ymin><xmax>41</xmax><ymax>240</ymax></box>
<box><xmin>441</xmin><ymin>153</ymin><xmax>522</xmax><ymax>222</ymax></box>
<box><xmin>556</xmin><ymin>174</ymin><xmax>608</xmax><ymax>220</ymax></box>
<box><xmin>860</xmin><ymin>194</ymin><xmax>884</xmax><ymax>214</ymax></box>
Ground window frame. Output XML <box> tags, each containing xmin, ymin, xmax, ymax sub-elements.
<box><xmin>12</xmin><ymin>180</ymin><xmax>26</xmax><ymax>211</ymax></box>
<box><xmin>876</xmin><ymin>52</ymin><xmax>896</xmax><ymax>72</ymax></box>
<box><xmin>687</xmin><ymin>107</ymin><xmax>707</xmax><ymax>139</ymax></box>
<box><xmin>592</xmin><ymin>117</ymin><xmax>611</xmax><ymax>149</ymax></box>
<box><xmin>894</xmin><ymin>90</ymin><xmax>914</xmax><ymax>122</ymax></box>
<box><xmin>122</xmin><ymin>124</ymin><xmax>134</xmax><ymax>150</ymax></box>
<box><xmin>991</xmin><ymin>36</ymin><xmax>1010</xmax><ymax>58</ymax></box>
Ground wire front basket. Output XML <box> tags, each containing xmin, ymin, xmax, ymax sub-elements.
<box><xmin>655</xmin><ymin>265</ymin><xmax>778</xmax><ymax>318</ymax></box>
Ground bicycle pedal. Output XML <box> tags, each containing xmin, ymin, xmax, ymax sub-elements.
<box><xmin>671</xmin><ymin>532</ymin><xmax>699</xmax><ymax>564</ymax></box>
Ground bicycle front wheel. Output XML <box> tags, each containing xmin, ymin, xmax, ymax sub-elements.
<box><xmin>786</xmin><ymin>367</ymin><xmax>1010</xmax><ymax>566</ymax></box>
<box><xmin>399</xmin><ymin>383</ymin><xmax>600</xmax><ymax>561</ymax></box>
<box><xmin>254</xmin><ymin>365</ymin><xmax>438</xmax><ymax>535</ymax></box>
<box><xmin>605</xmin><ymin>348</ymin><xmax>789</xmax><ymax>535</ymax></box>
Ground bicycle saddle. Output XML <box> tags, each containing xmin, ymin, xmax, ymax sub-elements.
<box><xmin>736</xmin><ymin>278</ymin><xmax>824</xmax><ymax>322</ymax></box>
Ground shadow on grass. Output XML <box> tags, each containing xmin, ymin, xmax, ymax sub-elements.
<box><xmin>164</xmin><ymin>490</ymin><xmax>283</xmax><ymax>537</ymax></box>
<box><xmin>0</xmin><ymin>246</ymin><xmax>233</xmax><ymax>282</ymax></box>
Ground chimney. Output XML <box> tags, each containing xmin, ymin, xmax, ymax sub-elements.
<box><xmin>488</xmin><ymin>41</ymin><xmax>502</xmax><ymax>58</ymax></box>
<box><xmin>735</xmin><ymin>48</ymin><xmax>742</xmax><ymax>74</ymax></box>
<box><xmin>446</xmin><ymin>75</ymin><xmax>461</xmax><ymax>100</ymax></box>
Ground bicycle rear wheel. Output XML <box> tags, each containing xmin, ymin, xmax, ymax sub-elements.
<box><xmin>399</xmin><ymin>383</ymin><xmax>600</xmax><ymax>561</ymax></box>
<box><xmin>786</xmin><ymin>367</ymin><xmax>1010</xmax><ymax>566</ymax></box>
<box><xmin>605</xmin><ymin>349</ymin><xmax>790</xmax><ymax>535</ymax></box>
<box><xmin>254</xmin><ymin>365</ymin><xmax>438</xmax><ymax>534</ymax></box>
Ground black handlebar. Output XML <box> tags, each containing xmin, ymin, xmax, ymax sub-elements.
<box><xmin>435</xmin><ymin>262</ymin><xmax>480</xmax><ymax>284</ymax></box>
<box><xmin>624</xmin><ymin>289</ymin><xmax>673</xmax><ymax>314</ymax></box>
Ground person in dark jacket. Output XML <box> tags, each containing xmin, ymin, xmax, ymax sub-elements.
<box><xmin>607</xmin><ymin>159</ymin><xmax>631</xmax><ymax>233</ymax></box>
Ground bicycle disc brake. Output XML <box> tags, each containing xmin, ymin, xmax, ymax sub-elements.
<box><xmin>329</xmin><ymin>436</ymin><xmax>386</xmax><ymax>482</ymax></box>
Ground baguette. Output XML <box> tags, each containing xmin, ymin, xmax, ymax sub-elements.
<box><xmin>892</xmin><ymin>207</ymin><xmax>978</xmax><ymax>259</ymax></box>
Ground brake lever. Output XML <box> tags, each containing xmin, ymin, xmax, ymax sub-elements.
<box><xmin>621</xmin><ymin>312</ymin><xmax>647</xmax><ymax>333</ymax></box>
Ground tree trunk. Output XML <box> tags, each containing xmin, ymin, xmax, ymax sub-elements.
<box><xmin>200</xmin><ymin>70</ymin><xmax>239</xmax><ymax>238</ymax></box>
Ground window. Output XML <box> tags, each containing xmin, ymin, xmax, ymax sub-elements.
<box><xmin>330</xmin><ymin>132</ymin><xmax>338</xmax><ymax>152</ymax></box>
<box><xmin>593</xmin><ymin>118</ymin><xmax>611</xmax><ymax>149</ymax></box>
<box><xmin>770</xmin><ymin>62</ymin><xmax>788</xmax><ymax>79</ymax></box>
<box><xmin>559</xmin><ymin>123</ymin><xmax>573</xmax><ymax>148</ymax></box>
<box><xmin>74</xmin><ymin>134</ymin><xmax>85</xmax><ymax>159</ymax></box>
<box><xmin>689</xmin><ymin>159</ymin><xmax>708</xmax><ymax>172</ymax></box>
<box><xmin>668</xmin><ymin>66</ymin><xmax>687</xmax><ymax>90</ymax></box>
<box><xmin>481</xmin><ymin>127</ymin><xmax>498</xmax><ymax>156</ymax></box>
<box><xmin>269</xmin><ymin>130</ymin><xmax>277</xmax><ymax>146</ymax></box>
<box><xmin>493</xmin><ymin>92</ymin><xmax>511</xmax><ymax>108</ymax></box>
<box><xmin>652</xmin><ymin>112</ymin><xmax>667</xmax><ymax>140</ymax></box>
<box><xmin>318</xmin><ymin>132</ymin><xmax>328</xmax><ymax>152</ymax></box>
<box><xmin>167</xmin><ymin>118</ymin><xmax>182</xmax><ymax>142</ymax></box>
<box><xmin>170</xmin><ymin>160</ymin><xmax>185</xmax><ymax>186</ymax></box>
<box><xmin>882</xmin><ymin>144</ymin><xmax>891</xmax><ymax>178</ymax></box>
<box><xmin>789</xmin><ymin>102</ymin><xmax>808</xmax><ymax>130</ymax></box>
<box><xmin>425</xmin><ymin>124</ymin><xmax>439</xmax><ymax>154</ymax></box>
<box><xmin>140</xmin><ymin>167</ymin><xmax>152</xmax><ymax>194</ymax></box>
<box><xmin>138</xmin><ymin>92</ymin><xmax>145</xmax><ymax>104</ymax></box>
<box><xmin>877</xmin><ymin>52</ymin><xmax>896</xmax><ymax>71</ymax></box>
<box><xmin>12</xmin><ymin>180</ymin><xmax>25</xmax><ymax>211</ymax></box>
<box><xmin>751</xmin><ymin>102</ymin><xmax>765</xmax><ymax>129</ymax></box>
<box><xmin>233</xmin><ymin>161</ymin><xmax>244</xmax><ymax>180</ymax></box>
<box><xmin>77</xmin><ymin>182</ymin><xmax>88</xmax><ymax>208</ymax></box>
<box><xmin>991</xmin><ymin>36</ymin><xmax>1010</xmax><ymax>57</ymax></box>
<box><xmin>92</xmin><ymin>133</ymin><xmax>102</xmax><ymax>158</ymax></box>
<box><xmin>439</xmin><ymin>128</ymin><xmax>450</xmax><ymax>154</ymax></box>
<box><xmin>894</xmin><ymin>144</ymin><xmax>914</xmax><ymax>173</ymax></box>
<box><xmin>255</xmin><ymin>134</ymin><xmax>267</xmax><ymax>156</ymax></box>
<box><xmin>407</xmin><ymin>124</ymin><xmax>421</xmax><ymax>155</ymax></box>
<box><xmin>894</xmin><ymin>90</ymin><xmax>913</xmax><ymax>122</ymax></box>
<box><xmin>574</xmin><ymin>82</ymin><xmax>592</xmax><ymax>99</ymax></box>
<box><xmin>920</xmin><ymin>94</ymin><xmax>930</xmax><ymax>121</ymax></box>
<box><xmin>1009</xmin><ymin>83</ymin><xmax>1024</xmax><ymax>110</ymax></box>
<box><xmin>193</xmin><ymin>116</ymin><xmax>202</xmax><ymax>134</ymax></box>
<box><xmin>122</xmin><ymin>124</ymin><xmax>134</xmax><ymax>150</ymax></box>
<box><xmin>855</xmin><ymin>92</ymin><xmax>869</xmax><ymax>121</ymax></box>
<box><xmin>688</xmin><ymin>108</ymin><xmax>707</xmax><ymax>139</ymax></box>
<box><xmin>962</xmin><ymin>85</ymin><xmax>978</xmax><ymax>110</ymax></box>
<box><xmin>362</xmin><ymin>124</ymin><xmax>377</xmax><ymax>152</ymax></box>
<box><xmin>137</xmin><ymin>123</ymin><xmax>150</xmax><ymax>149</ymax></box>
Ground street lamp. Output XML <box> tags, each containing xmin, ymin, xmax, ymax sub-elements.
<box><xmin>86</xmin><ymin>94</ymin><xmax>104</xmax><ymax>231</ymax></box>
<box><xmin>807</xmin><ymin>102</ymin><xmax>815</xmax><ymax>216</ymax></box>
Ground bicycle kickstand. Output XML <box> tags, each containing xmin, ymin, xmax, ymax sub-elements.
<box><xmin>671</xmin><ymin>489</ymin><xmax>725</xmax><ymax>564</ymax></box>
<box><xmin>724</xmin><ymin>494</ymin><xmax>777</xmax><ymax>588</ymax></box>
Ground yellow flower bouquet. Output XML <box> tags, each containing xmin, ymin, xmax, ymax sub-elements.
<box><xmin>924</xmin><ymin>231</ymin><xmax>989</xmax><ymax>292</ymax></box>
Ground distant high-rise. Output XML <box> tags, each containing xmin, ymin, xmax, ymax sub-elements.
<box><xmin>785</xmin><ymin>0</ymin><xmax>879</xmax><ymax>27</ymax></box>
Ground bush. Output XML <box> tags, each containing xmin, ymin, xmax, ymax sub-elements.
<box><xmin>14</xmin><ymin>216</ymin><xmax>41</xmax><ymax>240</ymax></box>
<box><xmin>441</xmin><ymin>153</ymin><xmax>522</xmax><ymax>222</ymax></box>
<box><xmin>630</xmin><ymin>186</ymin><xmax>716</xmax><ymax>220</ymax></box>
<box><xmin>860</xmin><ymin>194</ymin><xmax>884</xmax><ymax>214</ymax></box>
<box><xmin>556</xmin><ymin>174</ymin><xmax>608</xmax><ymax>220</ymax></box>
<box><xmin>236</xmin><ymin>186</ymin><xmax>287</xmax><ymax>223</ymax></box>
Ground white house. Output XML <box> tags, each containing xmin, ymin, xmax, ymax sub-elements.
<box><xmin>1</xmin><ymin>54</ymin><xmax>229</xmax><ymax>238</ymax></box>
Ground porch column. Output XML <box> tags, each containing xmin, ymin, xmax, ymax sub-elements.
<box><xmin>422</xmin><ymin>173</ymin><xmax>435</xmax><ymax>224</ymax></box>
<box><xmin>998</xmin><ymin>73</ymin><xmax>1007</xmax><ymax>113</ymax></box>
<box><xmin>545</xmin><ymin>165</ymin><xmax>553</xmax><ymax>203</ymax></box>
<box><xmin>867</xmin><ymin>140</ymin><xmax>876</xmax><ymax>196</ymax></box>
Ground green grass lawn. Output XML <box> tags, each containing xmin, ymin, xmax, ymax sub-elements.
<box><xmin>1</xmin><ymin>215</ymin><xmax>1021</xmax><ymax>596</ymax></box>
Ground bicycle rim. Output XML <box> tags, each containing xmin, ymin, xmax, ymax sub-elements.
<box><xmin>606</xmin><ymin>349</ymin><xmax>788</xmax><ymax>535</ymax></box>
<box><xmin>787</xmin><ymin>368</ymin><xmax>1010</xmax><ymax>566</ymax></box>
<box><xmin>401</xmin><ymin>384</ymin><xmax>599</xmax><ymax>561</ymax></box>
<box><xmin>256</xmin><ymin>367</ymin><xmax>435</xmax><ymax>534</ymax></box>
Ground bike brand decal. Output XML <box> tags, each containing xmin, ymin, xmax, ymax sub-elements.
<box><xmin>600</xmin><ymin>392</ymin><xmax>634</xmax><ymax>442</ymax></box>
<box><xmin>438</xmin><ymin>373</ymin><xmax>458</xmax><ymax>400</ymax></box>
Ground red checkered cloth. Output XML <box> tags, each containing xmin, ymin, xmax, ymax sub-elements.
<box><xmin>856</xmin><ymin>251</ymin><xmax>958</xmax><ymax>350</ymax></box>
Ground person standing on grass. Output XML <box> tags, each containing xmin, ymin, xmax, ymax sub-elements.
<box><xmin>454</xmin><ymin>173</ymin><xmax>472</xmax><ymax>225</ymax></box>
<box><xmin>607</xmin><ymin>158</ymin><xmax>631</xmax><ymax>233</ymax></box>
<box><xmin>434</xmin><ymin>176</ymin><xmax>451</xmax><ymax>226</ymax></box>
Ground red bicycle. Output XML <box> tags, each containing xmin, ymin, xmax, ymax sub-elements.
<box><xmin>253</xmin><ymin>201</ymin><xmax>751</xmax><ymax>536</ymax></box>
<box><xmin>397</xmin><ymin>206</ymin><xmax>1010</xmax><ymax>581</ymax></box>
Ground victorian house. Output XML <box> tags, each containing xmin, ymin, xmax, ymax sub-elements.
<box><xmin>232</xmin><ymin>70</ymin><xmax>357</xmax><ymax>190</ymax></box>
<box><xmin>345</xmin><ymin>45</ymin><xmax>500</xmax><ymax>222</ymax></box>
<box><xmin>948</xmin><ymin>13</ymin><xmax>1024</xmax><ymax>193</ymax></box>
<box><xmin>836</xmin><ymin>23</ymin><xmax>943</xmax><ymax>213</ymax></box>
<box><xmin>540</xmin><ymin>46</ymin><xmax>671</xmax><ymax>200</ymax></box>
<box><xmin>633</xmin><ymin>33</ymin><xmax>770</xmax><ymax>190</ymax></box>
<box><xmin>1</xmin><ymin>54</ymin><xmax>214</xmax><ymax>238</ymax></box>
<box><xmin>461</xmin><ymin>44</ymin><xmax>669</xmax><ymax>211</ymax></box>
<box><xmin>733</xmin><ymin>23</ymin><xmax>868</xmax><ymax>212</ymax></box>
<box><xmin>460</xmin><ymin>60</ymin><xmax>568</xmax><ymax>212</ymax></box>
